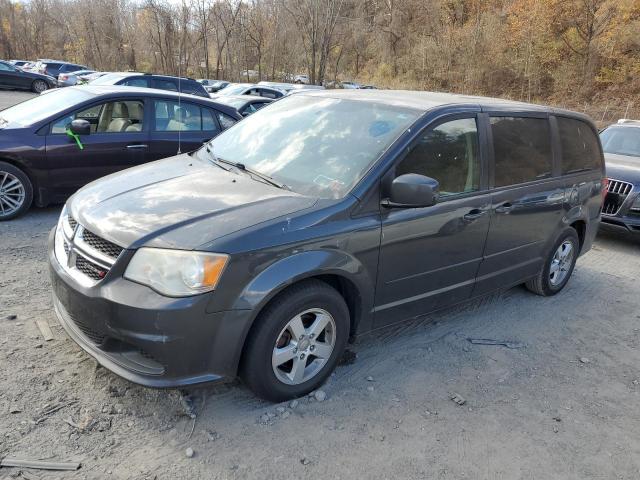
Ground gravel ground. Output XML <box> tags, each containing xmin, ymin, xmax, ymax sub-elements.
<box><xmin>1</xmin><ymin>91</ymin><xmax>640</xmax><ymax>479</ymax></box>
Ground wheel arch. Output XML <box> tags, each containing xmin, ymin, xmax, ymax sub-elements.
<box><xmin>228</xmin><ymin>250</ymin><xmax>375</xmax><ymax>377</ymax></box>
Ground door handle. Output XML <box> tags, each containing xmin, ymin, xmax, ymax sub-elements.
<box><xmin>495</xmin><ymin>203</ymin><xmax>513</xmax><ymax>214</ymax></box>
<box><xmin>463</xmin><ymin>209</ymin><xmax>487</xmax><ymax>222</ymax></box>
<box><xmin>127</xmin><ymin>144</ymin><xmax>148</xmax><ymax>149</ymax></box>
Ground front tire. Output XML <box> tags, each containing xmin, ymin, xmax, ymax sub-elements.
<box><xmin>32</xmin><ymin>79</ymin><xmax>48</xmax><ymax>93</ymax></box>
<box><xmin>0</xmin><ymin>161</ymin><xmax>33</xmax><ymax>220</ymax></box>
<box><xmin>526</xmin><ymin>228</ymin><xmax>579</xmax><ymax>296</ymax></box>
<box><xmin>241</xmin><ymin>280</ymin><xmax>350</xmax><ymax>402</ymax></box>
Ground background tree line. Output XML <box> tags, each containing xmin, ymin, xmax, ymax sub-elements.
<box><xmin>0</xmin><ymin>0</ymin><xmax>639</xmax><ymax>113</ymax></box>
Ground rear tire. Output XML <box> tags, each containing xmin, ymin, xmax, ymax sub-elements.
<box><xmin>32</xmin><ymin>79</ymin><xmax>48</xmax><ymax>93</ymax></box>
<box><xmin>526</xmin><ymin>228</ymin><xmax>579</xmax><ymax>296</ymax></box>
<box><xmin>0</xmin><ymin>161</ymin><xmax>33</xmax><ymax>221</ymax></box>
<box><xmin>240</xmin><ymin>280</ymin><xmax>350</xmax><ymax>402</ymax></box>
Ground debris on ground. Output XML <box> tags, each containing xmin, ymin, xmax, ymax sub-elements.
<box><xmin>300</xmin><ymin>457</ymin><xmax>310</xmax><ymax>466</ymax></box>
<box><xmin>35</xmin><ymin>319</ymin><xmax>54</xmax><ymax>341</ymax></box>
<box><xmin>366</xmin><ymin>376</ymin><xmax>374</xmax><ymax>382</ymax></box>
<box><xmin>185</xmin><ymin>448</ymin><xmax>195</xmax><ymax>458</ymax></box>
<box><xmin>179</xmin><ymin>391</ymin><xmax>197</xmax><ymax>419</ymax></box>
<box><xmin>276</xmin><ymin>406</ymin><xmax>286</xmax><ymax>414</ymax></box>
<box><xmin>313</xmin><ymin>390</ymin><xmax>327</xmax><ymax>402</ymax></box>
<box><xmin>579</xmin><ymin>357</ymin><xmax>590</xmax><ymax>364</ymax></box>
<box><xmin>5</xmin><ymin>314</ymin><xmax>17</xmax><ymax>321</ymax></box>
<box><xmin>0</xmin><ymin>457</ymin><xmax>81</xmax><ymax>471</ymax></box>
<box><xmin>450</xmin><ymin>393</ymin><xmax>466</xmax><ymax>406</ymax></box>
<box><xmin>467</xmin><ymin>338</ymin><xmax>524</xmax><ymax>349</ymax></box>
<box><xmin>289</xmin><ymin>399</ymin><xmax>299</xmax><ymax>409</ymax></box>
<box><xmin>33</xmin><ymin>400</ymin><xmax>78</xmax><ymax>424</ymax></box>
<box><xmin>9</xmin><ymin>405</ymin><xmax>22</xmax><ymax>414</ymax></box>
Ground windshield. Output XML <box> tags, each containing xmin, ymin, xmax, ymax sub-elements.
<box><xmin>207</xmin><ymin>95</ymin><xmax>420</xmax><ymax>199</ymax></box>
<box><xmin>600</xmin><ymin>127</ymin><xmax>640</xmax><ymax>158</ymax></box>
<box><xmin>217</xmin><ymin>84</ymin><xmax>250</xmax><ymax>96</ymax></box>
<box><xmin>0</xmin><ymin>88</ymin><xmax>93</xmax><ymax>127</ymax></box>
<box><xmin>89</xmin><ymin>73</ymin><xmax>126</xmax><ymax>85</ymax></box>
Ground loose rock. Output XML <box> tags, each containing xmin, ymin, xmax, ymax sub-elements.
<box><xmin>185</xmin><ymin>447</ymin><xmax>194</xmax><ymax>458</ymax></box>
<box><xmin>367</xmin><ymin>386</ymin><xmax>374</xmax><ymax>392</ymax></box>
<box><xmin>289</xmin><ymin>400</ymin><xmax>299</xmax><ymax>409</ymax></box>
<box><xmin>5</xmin><ymin>314</ymin><xmax>17</xmax><ymax>321</ymax></box>
<box><xmin>300</xmin><ymin>457</ymin><xmax>310</xmax><ymax>466</ymax></box>
<box><xmin>579</xmin><ymin>357</ymin><xmax>590</xmax><ymax>364</ymax></box>
<box><xmin>313</xmin><ymin>390</ymin><xmax>327</xmax><ymax>402</ymax></box>
<box><xmin>366</xmin><ymin>376</ymin><xmax>374</xmax><ymax>382</ymax></box>
<box><xmin>276</xmin><ymin>406</ymin><xmax>286</xmax><ymax>414</ymax></box>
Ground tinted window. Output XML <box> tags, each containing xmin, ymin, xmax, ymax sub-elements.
<box><xmin>154</xmin><ymin>100</ymin><xmax>219</xmax><ymax>132</ymax></box>
<box><xmin>600</xmin><ymin>126</ymin><xmax>640</xmax><ymax>158</ymax></box>
<box><xmin>0</xmin><ymin>63</ymin><xmax>13</xmax><ymax>71</ymax></box>
<box><xmin>557</xmin><ymin>117</ymin><xmax>603</xmax><ymax>171</ymax></box>
<box><xmin>51</xmin><ymin>100</ymin><xmax>145</xmax><ymax>134</ymax></box>
<box><xmin>491</xmin><ymin>117</ymin><xmax>552</xmax><ymax>187</ymax></box>
<box><xmin>154</xmin><ymin>79</ymin><xmax>178</xmax><ymax>92</ymax></box>
<box><xmin>120</xmin><ymin>77</ymin><xmax>150</xmax><ymax>88</ymax></box>
<box><xmin>217</xmin><ymin>112</ymin><xmax>236</xmax><ymax>129</ymax></box>
<box><xmin>397</xmin><ymin>118</ymin><xmax>480</xmax><ymax>196</ymax></box>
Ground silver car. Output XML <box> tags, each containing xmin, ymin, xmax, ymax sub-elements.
<box><xmin>58</xmin><ymin>70</ymin><xmax>97</xmax><ymax>87</ymax></box>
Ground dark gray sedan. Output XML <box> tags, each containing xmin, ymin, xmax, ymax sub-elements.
<box><xmin>600</xmin><ymin>120</ymin><xmax>640</xmax><ymax>232</ymax></box>
<box><xmin>0</xmin><ymin>60</ymin><xmax>57</xmax><ymax>93</ymax></box>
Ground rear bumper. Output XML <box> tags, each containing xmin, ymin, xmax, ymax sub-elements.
<box><xmin>48</xmin><ymin>229</ymin><xmax>253</xmax><ymax>388</ymax></box>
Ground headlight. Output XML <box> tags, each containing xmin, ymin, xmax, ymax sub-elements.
<box><xmin>124</xmin><ymin>248</ymin><xmax>229</xmax><ymax>297</ymax></box>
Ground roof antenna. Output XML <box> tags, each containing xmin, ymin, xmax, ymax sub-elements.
<box><xmin>177</xmin><ymin>0</ymin><xmax>184</xmax><ymax>155</ymax></box>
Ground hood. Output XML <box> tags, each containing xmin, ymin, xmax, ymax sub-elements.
<box><xmin>604</xmin><ymin>153</ymin><xmax>640</xmax><ymax>184</ymax></box>
<box><xmin>69</xmin><ymin>154</ymin><xmax>317</xmax><ymax>250</ymax></box>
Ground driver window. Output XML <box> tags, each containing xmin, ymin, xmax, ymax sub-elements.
<box><xmin>51</xmin><ymin>100</ymin><xmax>145</xmax><ymax>134</ymax></box>
<box><xmin>396</xmin><ymin>118</ymin><xmax>480</xmax><ymax>197</ymax></box>
<box><xmin>0</xmin><ymin>63</ymin><xmax>14</xmax><ymax>71</ymax></box>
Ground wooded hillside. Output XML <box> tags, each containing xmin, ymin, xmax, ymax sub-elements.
<box><xmin>1</xmin><ymin>0</ymin><xmax>639</xmax><ymax>113</ymax></box>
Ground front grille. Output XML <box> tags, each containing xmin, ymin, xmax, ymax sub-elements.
<box><xmin>75</xmin><ymin>255</ymin><xmax>107</xmax><ymax>281</ymax></box>
<box><xmin>603</xmin><ymin>178</ymin><xmax>633</xmax><ymax>216</ymax></box>
<box><xmin>80</xmin><ymin>229</ymin><xmax>124</xmax><ymax>260</ymax></box>
<box><xmin>67</xmin><ymin>215</ymin><xmax>77</xmax><ymax>231</ymax></box>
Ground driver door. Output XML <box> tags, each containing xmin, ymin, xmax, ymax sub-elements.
<box><xmin>45</xmin><ymin>98</ymin><xmax>149</xmax><ymax>196</ymax></box>
<box><xmin>374</xmin><ymin>115</ymin><xmax>491</xmax><ymax>327</ymax></box>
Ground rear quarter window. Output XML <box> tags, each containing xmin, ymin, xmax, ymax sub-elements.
<box><xmin>557</xmin><ymin>117</ymin><xmax>602</xmax><ymax>173</ymax></box>
<box><xmin>491</xmin><ymin>116</ymin><xmax>552</xmax><ymax>187</ymax></box>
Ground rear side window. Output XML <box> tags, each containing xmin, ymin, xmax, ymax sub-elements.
<box><xmin>154</xmin><ymin>100</ymin><xmax>221</xmax><ymax>133</ymax></box>
<box><xmin>557</xmin><ymin>117</ymin><xmax>602</xmax><ymax>173</ymax></box>
<box><xmin>154</xmin><ymin>79</ymin><xmax>178</xmax><ymax>92</ymax></box>
<box><xmin>121</xmin><ymin>77</ymin><xmax>150</xmax><ymax>88</ymax></box>
<box><xmin>217</xmin><ymin>112</ymin><xmax>236</xmax><ymax>130</ymax></box>
<box><xmin>491</xmin><ymin>116</ymin><xmax>552</xmax><ymax>187</ymax></box>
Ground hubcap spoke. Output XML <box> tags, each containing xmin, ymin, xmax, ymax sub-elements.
<box><xmin>312</xmin><ymin>342</ymin><xmax>333</xmax><ymax>359</ymax></box>
<box><xmin>549</xmin><ymin>240</ymin><xmax>574</xmax><ymax>286</ymax></box>
<box><xmin>272</xmin><ymin>344</ymin><xmax>297</xmax><ymax>367</ymax></box>
<box><xmin>288</xmin><ymin>316</ymin><xmax>305</xmax><ymax>341</ymax></box>
<box><xmin>0</xmin><ymin>170</ymin><xmax>25</xmax><ymax>216</ymax></box>
<box><xmin>288</xmin><ymin>356</ymin><xmax>306</xmax><ymax>383</ymax></box>
<box><xmin>307</xmin><ymin>313</ymin><xmax>330</xmax><ymax>338</ymax></box>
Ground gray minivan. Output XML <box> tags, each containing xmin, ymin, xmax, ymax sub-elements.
<box><xmin>48</xmin><ymin>91</ymin><xmax>605</xmax><ymax>401</ymax></box>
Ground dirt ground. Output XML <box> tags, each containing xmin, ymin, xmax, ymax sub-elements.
<box><xmin>1</xmin><ymin>91</ymin><xmax>640</xmax><ymax>480</ymax></box>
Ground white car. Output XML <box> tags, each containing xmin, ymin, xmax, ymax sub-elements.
<box><xmin>294</xmin><ymin>74</ymin><xmax>310</xmax><ymax>84</ymax></box>
<box><xmin>211</xmin><ymin>83</ymin><xmax>285</xmax><ymax>99</ymax></box>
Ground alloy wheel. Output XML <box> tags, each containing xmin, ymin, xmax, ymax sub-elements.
<box><xmin>272</xmin><ymin>308</ymin><xmax>337</xmax><ymax>385</ymax></box>
<box><xmin>549</xmin><ymin>240</ymin><xmax>574</xmax><ymax>286</ymax></box>
<box><xmin>0</xmin><ymin>171</ymin><xmax>26</xmax><ymax>218</ymax></box>
<box><xmin>33</xmin><ymin>80</ymin><xmax>47</xmax><ymax>93</ymax></box>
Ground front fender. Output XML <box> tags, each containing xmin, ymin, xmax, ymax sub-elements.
<box><xmin>232</xmin><ymin>249</ymin><xmax>375</xmax><ymax>326</ymax></box>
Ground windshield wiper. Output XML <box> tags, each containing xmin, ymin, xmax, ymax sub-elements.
<box><xmin>204</xmin><ymin>144</ymin><xmax>289</xmax><ymax>190</ymax></box>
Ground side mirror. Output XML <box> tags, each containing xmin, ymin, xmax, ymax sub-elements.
<box><xmin>69</xmin><ymin>119</ymin><xmax>90</xmax><ymax>136</ymax></box>
<box><xmin>381</xmin><ymin>173</ymin><xmax>439</xmax><ymax>208</ymax></box>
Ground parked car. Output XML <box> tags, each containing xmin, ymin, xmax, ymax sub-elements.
<box><xmin>258</xmin><ymin>81</ymin><xmax>324</xmax><ymax>94</ymax></box>
<box><xmin>0</xmin><ymin>60</ymin><xmax>57</xmax><ymax>93</ymax></box>
<box><xmin>58</xmin><ymin>70</ymin><xmax>96</xmax><ymax>87</ymax></box>
<box><xmin>90</xmin><ymin>72</ymin><xmax>209</xmax><ymax>98</ymax></box>
<box><xmin>294</xmin><ymin>74</ymin><xmax>310</xmax><ymax>84</ymax></box>
<box><xmin>0</xmin><ymin>85</ymin><xmax>241</xmax><ymax>220</ymax></box>
<box><xmin>35</xmin><ymin>60</ymin><xmax>88</xmax><ymax>78</ymax></box>
<box><xmin>212</xmin><ymin>83</ymin><xmax>284</xmax><ymax>99</ymax></box>
<box><xmin>599</xmin><ymin>119</ymin><xmax>640</xmax><ymax>232</ymax></box>
<box><xmin>47</xmin><ymin>90</ymin><xmax>604</xmax><ymax>401</ymax></box>
<box><xmin>212</xmin><ymin>95</ymin><xmax>274</xmax><ymax>116</ymax></box>
<box><xmin>197</xmin><ymin>79</ymin><xmax>229</xmax><ymax>93</ymax></box>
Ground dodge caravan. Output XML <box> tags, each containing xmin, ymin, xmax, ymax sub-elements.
<box><xmin>49</xmin><ymin>91</ymin><xmax>605</xmax><ymax>401</ymax></box>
